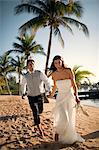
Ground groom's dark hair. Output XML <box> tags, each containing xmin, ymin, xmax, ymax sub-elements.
<box><xmin>27</xmin><ymin>59</ymin><xmax>35</xmax><ymax>66</ymax></box>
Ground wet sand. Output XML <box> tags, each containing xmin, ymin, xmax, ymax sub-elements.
<box><xmin>0</xmin><ymin>95</ymin><xmax>99</xmax><ymax>150</ymax></box>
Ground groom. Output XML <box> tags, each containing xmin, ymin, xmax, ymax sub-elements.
<box><xmin>21</xmin><ymin>57</ymin><xmax>51</xmax><ymax>136</ymax></box>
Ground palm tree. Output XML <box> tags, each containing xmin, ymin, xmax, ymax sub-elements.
<box><xmin>73</xmin><ymin>65</ymin><xmax>94</xmax><ymax>88</ymax></box>
<box><xmin>10</xmin><ymin>56</ymin><xmax>26</xmax><ymax>95</ymax></box>
<box><xmin>0</xmin><ymin>52</ymin><xmax>15</xmax><ymax>94</ymax></box>
<box><xmin>8</xmin><ymin>33</ymin><xmax>45</xmax><ymax>60</ymax></box>
<box><xmin>15</xmin><ymin>0</ymin><xmax>89</xmax><ymax>74</ymax></box>
<box><xmin>0</xmin><ymin>76</ymin><xmax>6</xmax><ymax>93</ymax></box>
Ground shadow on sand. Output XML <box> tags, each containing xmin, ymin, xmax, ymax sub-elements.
<box><xmin>82</xmin><ymin>130</ymin><xmax>99</xmax><ymax>140</ymax></box>
<box><xmin>0</xmin><ymin>137</ymin><xmax>75</xmax><ymax>150</ymax></box>
<box><xmin>0</xmin><ymin>115</ymin><xmax>20</xmax><ymax>121</ymax></box>
<box><xmin>1</xmin><ymin>131</ymin><xmax>99</xmax><ymax>150</ymax></box>
<box><xmin>0</xmin><ymin>114</ymin><xmax>30</xmax><ymax>122</ymax></box>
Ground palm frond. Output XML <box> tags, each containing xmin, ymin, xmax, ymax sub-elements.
<box><xmin>8</xmin><ymin>49</ymin><xmax>23</xmax><ymax>54</ymax></box>
<box><xmin>60</xmin><ymin>17</ymin><xmax>73</xmax><ymax>34</ymax></box>
<box><xmin>63</xmin><ymin>16</ymin><xmax>89</xmax><ymax>36</ymax></box>
<box><xmin>55</xmin><ymin>1</ymin><xmax>66</xmax><ymax>16</ymax></box>
<box><xmin>66</xmin><ymin>1</ymin><xmax>83</xmax><ymax>18</ymax></box>
<box><xmin>54</xmin><ymin>27</ymin><xmax>64</xmax><ymax>47</ymax></box>
<box><xmin>19</xmin><ymin>16</ymin><xmax>47</xmax><ymax>34</ymax></box>
<box><xmin>15</xmin><ymin>3</ymin><xmax>46</xmax><ymax>15</ymax></box>
<box><xmin>13</xmin><ymin>43</ymin><xmax>23</xmax><ymax>49</ymax></box>
<box><xmin>73</xmin><ymin>65</ymin><xmax>83</xmax><ymax>74</ymax></box>
<box><xmin>36</xmin><ymin>0</ymin><xmax>48</xmax><ymax>12</ymax></box>
<box><xmin>30</xmin><ymin>44</ymin><xmax>46</xmax><ymax>55</ymax></box>
<box><xmin>0</xmin><ymin>52</ymin><xmax>15</xmax><ymax>75</ymax></box>
<box><xmin>73</xmin><ymin>65</ymin><xmax>94</xmax><ymax>88</ymax></box>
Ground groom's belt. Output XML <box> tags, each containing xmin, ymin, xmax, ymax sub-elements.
<box><xmin>27</xmin><ymin>93</ymin><xmax>45</xmax><ymax>103</ymax></box>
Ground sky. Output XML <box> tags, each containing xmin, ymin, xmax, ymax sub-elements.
<box><xmin>0</xmin><ymin>0</ymin><xmax>99</xmax><ymax>83</ymax></box>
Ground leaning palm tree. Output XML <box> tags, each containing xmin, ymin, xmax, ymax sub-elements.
<box><xmin>15</xmin><ymin>0</ymin><xmax>89</xmax><ymax>74</ymax></box>
<box><xmin>8</xmin><ymin>33</ymin><xmax>45</xmax><ymax>60</ymax></box>
<box><xmin>0</xmin><ymin>52</ymin><xmax>15</xmax><ymax>94</ymax></box>
<box><xmin>10</xmin><ymin>56</ymin><xmax>26</xmax><ymax>95</ymax></box>
<box><xmin>73</xmin><ymin>65</ymin><xmax>94</xmax><ymax>88</ymax></box>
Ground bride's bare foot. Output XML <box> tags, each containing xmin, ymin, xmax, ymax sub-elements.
<box><xmin>54</xmin><ymin>133</ymin><xmax>59</xmax><ymax>141</ymax></box>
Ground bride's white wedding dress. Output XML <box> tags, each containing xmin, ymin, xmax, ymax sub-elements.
<box><xmin>53</xmin><ymin>79</ymin><xmax>85</xmax><ymax>144</ymax></box>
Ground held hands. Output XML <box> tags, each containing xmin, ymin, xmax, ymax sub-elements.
<box><xmin>47</xmin><ymin>91</ymin><xmax>53</xmax><ymax>98</ymax></box>
<box><xmin>47</xmin><ymin>94</ymin><xmax>53</xmax><ymax>98</ymax></box>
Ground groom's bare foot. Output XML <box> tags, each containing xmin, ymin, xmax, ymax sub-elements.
<box><xmin>34</xmin><ymin>126</ymin><xmax>38</xmax><ymax>132</ymax></box>
<box><xmin>37</xmin><ymin>124</ymin><xmax>45</xmax><ymax>137</ymax></box>
<box><xmin>54</xmin><ymin>133</ymin><xmax>59</xmax><ymax>141</ymax></box>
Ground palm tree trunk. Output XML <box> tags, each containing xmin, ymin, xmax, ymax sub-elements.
<box><xmin>0</xmin><ymin>86</ymin><xmax>3</xmax><ymax>93</ymax></box>
<box><xmin>4</xmin><ymin>76</ymin><xmax>11</xmax><ymax>95</ymax></box>
<box><xmin>18</xmin><ymin>72</ymin><xmax>21</xmax><ymax>95</ymax></box>
<box><xmin>45</xmin><ymin>26</ymin><xmax>53</xmax><ymax>75</ymax></box>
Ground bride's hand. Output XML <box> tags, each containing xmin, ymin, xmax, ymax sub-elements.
<box><xmin>75</xmin><ymin>96</ymin><xmax>80</xmax><ymax>104</ymax></box>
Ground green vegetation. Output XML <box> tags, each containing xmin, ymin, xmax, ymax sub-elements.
<box><xmin>73</xmin><ymin>65</ymin><xmax>95</xmax><ymax>89</ymax></box>
<box><xmin>0</xmin><ymin>52</ymin><xmax>15</xmax><ymax>94</ymax></box>
<box><xmin>14</xmin><ymin>0</ymin><xmax>89</xmax><ymax>74</ymax></box>
<box><xmin>10</xmin><ymin>56</ymin><xmax>26</xmax><ymax>94</ymax></box>
<box><xmin>0</xmin><ymin>33</ymin><xmax>46</xmax><ymax>95</ymax></box>
<box><xmin>1</xmin><ymin>1</ymin><xmax>97</xmax><ymax>95</ymax></box>
<box><xmin>0</xmin><ymin>76</ymin><xmax>18</xmax><ymax>95</ymax></box>
<box><xmin>8</xmin><ymin>33</ymin><xmax>45</xmax><ymax>60</ymax></box>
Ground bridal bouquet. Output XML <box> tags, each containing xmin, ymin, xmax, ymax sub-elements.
<box><xmin>74</xmin><ymin>103</ymin><xmax>89</xmax><ymax>116</ymax></box>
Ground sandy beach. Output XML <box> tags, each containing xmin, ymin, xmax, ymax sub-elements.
<box><xmin>0</xmin><ymin>95</ymin><xmax>99</xmax><ymax>150</ymax></box>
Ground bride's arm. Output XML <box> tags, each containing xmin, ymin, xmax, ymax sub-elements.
<box><xmin>48</xmin><ymin>76</ymin><xmax>57</xmax><ymax>98</ymax></box>
<box><xmin>51</xmin><ymin>80</ymin><xmax>57</xmax><ymax>97</ymax></box>
<box><xmin>69</xmin><ymin>69</ymin><xmax>80</xmax><ymax>104</ymax></box>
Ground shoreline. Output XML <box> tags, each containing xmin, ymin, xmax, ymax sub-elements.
<box><xmin>1</xmin><ymin>95</ymin><xmax>99</xmax><ymax>107</ymax></box>
<box><xmin>0</xmin><ymin>96</ymin><xmax>99</xmax><ymax>149</ymax></box>
<box><xmin>81</xmin><ymin>99</ymin><xmax>99</xmax><ymax>108</ymax></box>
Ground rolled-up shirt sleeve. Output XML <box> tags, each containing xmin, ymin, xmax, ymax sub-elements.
<box><xmin>21</xmin><ymin>75</ymin><xmax>27</xmax><ymax>95</ymax></box>
<box><xmin>40</xmin><ymin>72</ymin><xmax>52</xmax><ymax>92</ymax></box>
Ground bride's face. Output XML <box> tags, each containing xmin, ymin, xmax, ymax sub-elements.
<box><xmin>54</xmin><ymin>59</ymin><xmax>63</xmax><ymax>69</ymax></box>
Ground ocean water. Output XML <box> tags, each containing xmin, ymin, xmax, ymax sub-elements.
<box><xmin>81</xmin><ymin>99</ymin><xmax>99</xmax><ymax>108</ymax></box>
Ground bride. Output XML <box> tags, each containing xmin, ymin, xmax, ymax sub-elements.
<box><xmin>48</xmin><ymin>55</ymin><xmax>85</xmax><ymax>144</ymax></box>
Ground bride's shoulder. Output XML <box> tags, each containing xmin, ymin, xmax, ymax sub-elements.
<box><xmin>65</xmin><ymin>67</ymin><xmax>72</xmax><ymax>72</ymax></box>
<box><xmin>49</xmin><ymin>71</ymin><xmax>58</xmax><ymax>82</ymax></box>
<box><xmin>64</xmin><ymin>68</ymin><xmax>73</xmax><ymax>76</ymax></box>
<box><xmin>48</xmin><ymin>71</ymin><xmax>55</xmax><ymax>78</ymax></box>
<box><xmin>51</xmin><ymin>71</ymin><xmax>57</xmax><ymax>78</ymax></box>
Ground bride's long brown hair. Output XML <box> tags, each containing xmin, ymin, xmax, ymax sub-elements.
<box><xmin>49</xmin><ymin>55</ymin><xmax>67</xmax><ymax>72</ymax></box>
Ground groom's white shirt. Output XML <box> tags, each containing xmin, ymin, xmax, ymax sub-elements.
<box><xmin>21</xmin><ymin>70</ymin><xmax>51</xmax><ymax>96</ymax></box>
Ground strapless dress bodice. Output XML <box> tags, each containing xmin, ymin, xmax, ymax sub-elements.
<box><xmin>56</xmin><ymin>79</ymin><xmax>71</xmax><ymax>93</ymax></box>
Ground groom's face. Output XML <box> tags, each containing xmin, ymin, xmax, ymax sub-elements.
<box><xmin>27</xmin><ymin>60</ymin><xmax>35</xmax><ymax>71</ymax></box>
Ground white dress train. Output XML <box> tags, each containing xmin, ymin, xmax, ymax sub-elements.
<box><xmin>53</xmin><ymin>79</ymin><xmax>85</xmax><ymax>144</ymax></box>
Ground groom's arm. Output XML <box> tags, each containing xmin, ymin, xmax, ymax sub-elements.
<box><xmin>21</xmin><ymin>75</ymin><xmax>27</xmax><ymax>99</ymax></box>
